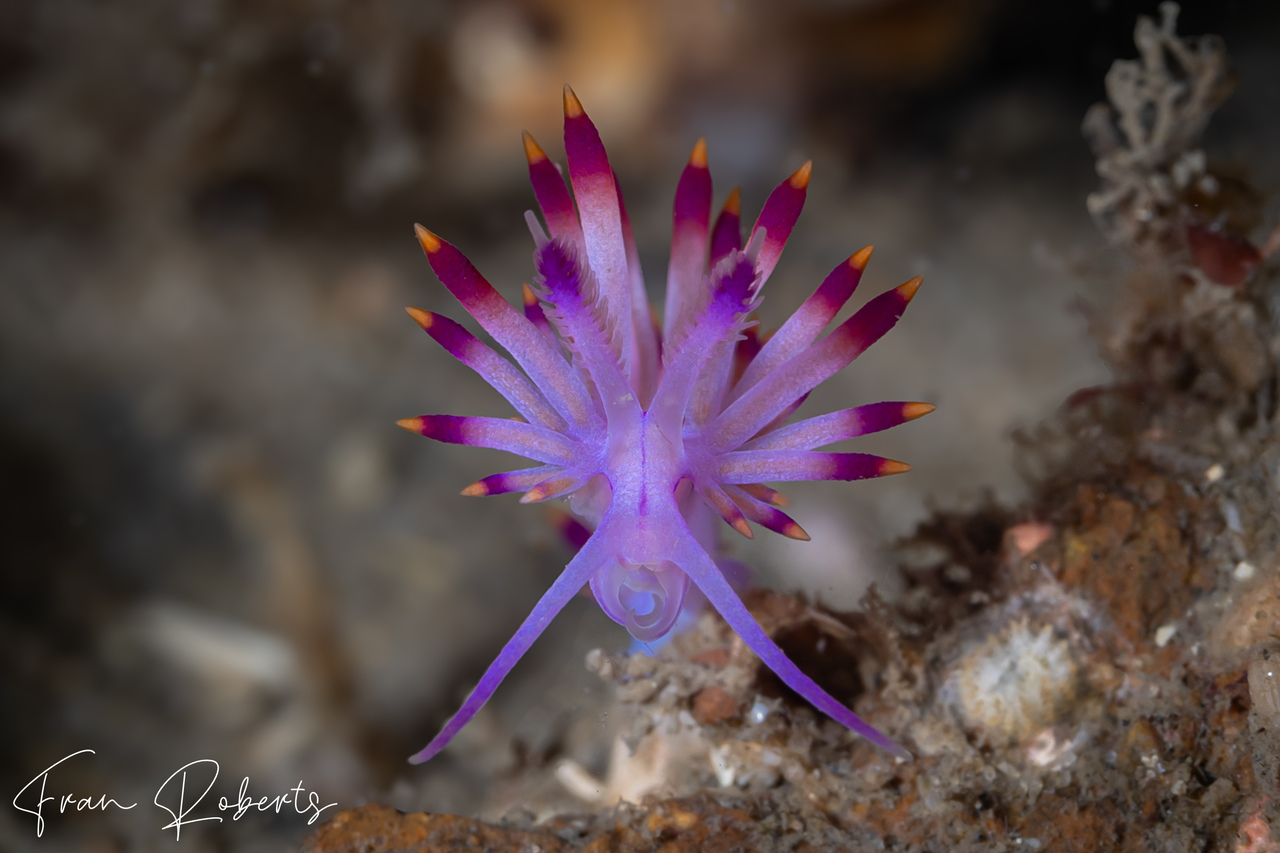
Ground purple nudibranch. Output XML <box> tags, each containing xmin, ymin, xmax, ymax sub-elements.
<box><xmin>400</xmin><ymin>86</ymin><xmax>930</xmax><ymax>764</ymax></box>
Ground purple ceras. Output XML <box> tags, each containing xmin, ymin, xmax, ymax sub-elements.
<box><xmin>400</xmin><ymin>86</ymin><xmax>929</xmax><ymax>764</ymax></box>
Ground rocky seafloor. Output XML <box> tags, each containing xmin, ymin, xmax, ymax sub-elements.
<box><xmin>302</xmin><ymin>8</ymin><xmax>1280</xmax><ymax>852</ymax></box>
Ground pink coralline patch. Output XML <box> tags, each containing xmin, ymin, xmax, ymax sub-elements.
<box><xmin>398</xmin><ymin>86</ymin><xmax>931</xmax><ymax>764</ymax></box>
<box><xmin>1236</xmin><ymin>800</ymin><xmax>1278</xmax><ymax>853</ymax></box>
<box><xmin>1006</xmin><ymin>522</ymin><xmax>1054</xmax><ymax>558</ymax></box>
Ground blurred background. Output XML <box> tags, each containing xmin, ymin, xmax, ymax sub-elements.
<box><xmin>1</xmin><ymin>0</ymin><xmax>1277</xmax><ymax>849</ymax></box>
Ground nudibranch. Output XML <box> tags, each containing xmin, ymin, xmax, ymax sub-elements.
<box><xmin>400</xmin><ymin>86</ymin><xmax>930</xmax><ymax>763</ymax></box>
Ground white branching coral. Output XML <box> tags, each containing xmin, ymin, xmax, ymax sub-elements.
<box><xmin>1083</xmin><ymin>2</ymin><xmax>1234</xmax><ymax>254</ymax></box>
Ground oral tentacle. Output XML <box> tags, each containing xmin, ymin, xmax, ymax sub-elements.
<box><xmin>673</xmin><ymin>532</ymin><xmax>911</xmax><ymax>760</ymax></box>
<box><xmin>408</xmin><ymin>528</ymin><xmax>611</xmax><ymax>764</ymax></box>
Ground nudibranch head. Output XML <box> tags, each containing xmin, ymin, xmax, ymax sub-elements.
<box><xmin>400</xmin><ymin>86</ymin><xmax>931</xmax><ymax>764</ymax></box>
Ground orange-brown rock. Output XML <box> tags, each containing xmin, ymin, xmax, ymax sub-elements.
<box><xmin>691</xmin><ymin>686</ymin><xmax>741</xmax><ymax>725</ymax></box>
<box><xmin>300</xmin><ymin>804</ymin><xmax>571</xmax><ymax>853</ymax></box>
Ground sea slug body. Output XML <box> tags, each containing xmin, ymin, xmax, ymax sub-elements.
<box><xmin>399</xmin><ymin>86</ymin><xmax>930</xmax><ymax>764</ymax></box>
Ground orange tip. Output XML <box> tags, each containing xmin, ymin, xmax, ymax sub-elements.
<box><xmin>521</xmin><ymin>476</ymin><xmax>572</xmax><ymax>503</ymax></box>
<box><xmin>414</xmin><ymin>224</ymin><xmax>440</xmax><ymax>254</ymax></box>
<box><xmin>788</xmin><ymin>160</ymin><xmax>812</xmax><ymax>190</ymax></box>
<box><xmin>722</xmin><ymin>186</ymin><xmax>742</xmax><ymax>216</ymax></box>
<box><xmin>897</xmin><ymin>276</ymin><xmax>923</xmax><ymax>301</ymax></box>
<box><xmin>522</xmin><ymin>131</ymin><xmax>547</xmax><ymax>164</ymax></box>
<box><xmin>902</xmin><ymin>402</ymin><xmax>936</xmax><ymax>421</ymax></box>
<box><xmin>405</xmin><ymin>306</ymin><xmax>433</xmax><ymax>329</ymax></box>
<box><xmin>879</xmin><ymin>459</ymin><xmax>912</xmax><ymax>476</ymax></box>
<box><xmin>460</xmin><ymin>481</ymin><xmax>488</xmax><ymax>497</ymax></box>
<box><xmin>781</xmin><ymin>521</ymin><xmax>811</xmax><ymax>541</ymax></box>
<box><xmin>729</xmin><ymin>516</ymin><xmax>754</xmax><ymax>539</ymax></box>
<box><xmin>563</xmin><ymin>84</ymin><xmax>584</xmax><ymax>119</ymax></box>
<box><xmin>849</xmin><ymin>245</ymin><xmax>874</xmax><ymax>271</ymax></box>
<box><xmin>521</xmin><ymin>131</ymin><xmax>547</xmax><ymax>164</ymax></box>
<box><xmin>396</xmin><ymin>417</ymin><xmax>424</xmax><ymax>433</ymax></box>
<box><xmin>521</xmin><ymin>282</ymin><xmax>538</xmax><ymax>307</ymax></box>
<box><xmin>690</xmin><ymin>137</ymin><xmax>708</xmax><ymax>169</ymax></box>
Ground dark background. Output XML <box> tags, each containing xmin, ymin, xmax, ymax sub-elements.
<box><xmin>1</xmin><ymin>1</ymin><xmax>1277</xmax><ymax>849</ymax></box>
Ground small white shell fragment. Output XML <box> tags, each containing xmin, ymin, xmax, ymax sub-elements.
<box><xmin>1154</xmin><ymin>624</ymin><xmax>1177</xmax><ymax>647</ymax></box>
<box><xmin>1204</xmin><ymin>463</ymin><xmax>1224</xmax><ymax>482</ymax></box>
<box><xmin>709</xmin><ymin>743</ymin><xmax>737</xmax><ymax>787</ymax></box>
<box><xmin>555</xmin><ymin>759</ymin><xmax>606</xmax><ymax>803</ymax></box>
<box><xmin>747</xmin><ymin>699</ymin><xmax>771</xmax><ymax>725</ymax></box>
<box><xmin>1234</xmin><ymin>561</ymin><xmax>1257</xmax><ymax>582</ymax></box>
